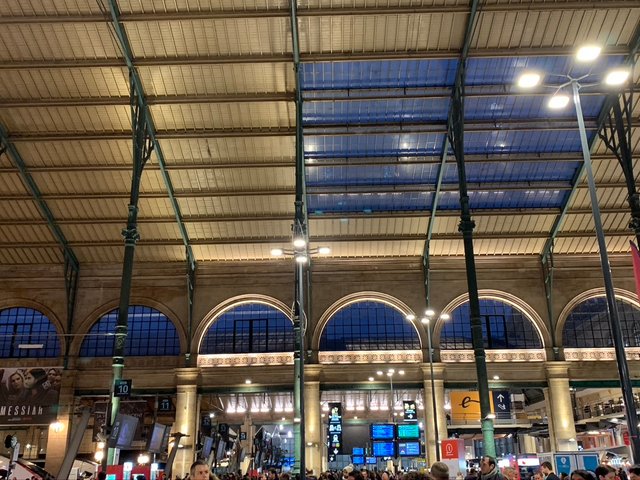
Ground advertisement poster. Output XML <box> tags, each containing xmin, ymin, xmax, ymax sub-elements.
<box><xmin>0</xmin><ymin>367</ymin><xmax>62</xmax><ymax>425</ymax></box>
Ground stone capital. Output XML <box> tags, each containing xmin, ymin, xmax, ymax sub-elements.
<box><xmin>420</xmin><ymin>363</ymin><xmax>445</xmax><ymax>380</ymax></box>
<box><xmin>175</xmin><ymin>367</ymin><xmax>200</xmax><ymax>385</ymax></box>
<box><xmin>544</xmin><ymin>361</ymin><xmax>571</xmax><ymax>379</ymax></box>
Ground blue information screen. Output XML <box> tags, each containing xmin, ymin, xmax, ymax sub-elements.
<box><xmin>398</xmin><ymin>441</ymin><xmax>421</xmax><ymax>457</ymax></box>
<box><xmin>397</xmin><ymin>423</ymin><xmax>420</xmax><ymax>439</ymax></box>
<box><xmin>352</xmin><ymin>456</ymin><xmax>364</xmax><ymax>464</ymax></box>
<box><xmin>372</xmin><ymin>441</ymin><xmax>395</xmax><ymax>457</ymax></box>
<box><xmin>366</xmin><ymin>456</ymin><xmax>377</xmax><ymax>465</ymax></box>
<box><xmin>353</xmin><ymin>447</ymin><xmax>364</xmax><ymax>455</ymax></box>
<box><xmin>371</xmin><ymin>423</ymin><xmax>395</xmax><ymax>440</ymax></box>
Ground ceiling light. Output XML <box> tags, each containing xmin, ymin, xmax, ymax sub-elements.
<box><xmin>368</xmin><ymin>377</ymin><xmax>374</xmax><ymax>382</ymax></box>
<box><xmin>493</xmin><ymin>375</ymin><xmax>500</xmax><ymax>380</ymax></box>
<box><xmin>421</xmin><ymin>317</ymin><xmax>429</xmax><ymax>324</ymax></box>
<box><xmin>486</xmin><ymin>413</ymin><xmax>496</xmax><ymax>419</ymax></box>
<box><xmin>295</xmin><ymin>254</ymin><xmax>308</xmax><ymax>264</ymax></box>
<box><xmin>270</xmin><ymin>248</ymin><xmax>284</xmax><ymax>256</ymax></box>
<box><xmin>398</xmin><ymin>370</ymin><xmax>405</xmax><ymax>375</ymax></box>
<box><xmin>318</xmin><ymin>246</ymin><xmax>331</xmax><ymax>255</ymax></box>
<box><xmin>425</xmin><ymin>309</ymin><xmax>435</xmax><ymax>317</ymax></box>
<box><xmin>605</xmin><ymin>69</ymin><xmax>630</xmax><ymax>86</ymax></box>
<box><xmin>245</xmin><ymin>379</ymin><xmax>252</xmax><ymax>384</ymax></box>
<box><xmin>293</xmin><ymin>237</ymin><xmax>306</xmax><ymax>248</ymax></box>
<box><xmin>576</xmin><ymin>45</ymin><xmax>601</xmax><ymax>62</ymax></box>
<box><xmin>548</xmin><ymin>94</ymin><xmax>570</xmax><ymax>109</ymax></box>
<box><xmin>376</xmin><ymin>371</ymin><xmax>383</xmax><ymax>376</ymax></box>
<box><xmin>405</xmin><ymin>313</ymin><xmax>416</xmax><ymax>321</ymax></box>
<box><xmin>440</xmin><ymin>313</ymin><xmax>450</xmax><ymax>321</ymax></box>
<box><xmin>517</xmin><ymin>72</ymin><xmax>541</xmax><ymax>88</ymax></box>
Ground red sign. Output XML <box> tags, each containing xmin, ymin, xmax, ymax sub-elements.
<box><xmin>441</xmin><ymin>439</ymin><xmax>464</xmax><ymax>460</ymax></box>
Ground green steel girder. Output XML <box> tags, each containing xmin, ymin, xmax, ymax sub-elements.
<box><xmin>105</xmin><ymin>0</ymin><xmax>196</xmax><ymax>272</ymax></box>
<box><xmin>0</xmin><ymin>124</ymin><xmax>80</xmax><ymax>367</ymax></box>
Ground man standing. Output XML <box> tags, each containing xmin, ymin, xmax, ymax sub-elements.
<box><xmin>189</xmin><ymin>460</ymin><xmax>210</xmax><ymax>480</ymax></box>
<box><xmin>480</xmin><ymin>456</ymin><xmax>504</xmax><ymax>480</ymax></box>
<box><xmin>541</xmin><ymin>462</ymin><xmax>560</xmax><ymax>480</ymax></box>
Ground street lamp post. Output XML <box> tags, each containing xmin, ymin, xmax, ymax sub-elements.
<box><xmin>419</xmin><ymin>310</ymin><xmax>450</xmax><ymax>463</ymax></box>
<box><xmin>376</xmin><ymin>368</ymin><xmax>405</xmax><ymax>421</ymax></box>
<box><xmin>518</xmin><ymin>46</ymin><xmax>640</xmax><ymax>461</ymax></box>
<box><xmin>271</xmin><ymin>240</ymin><xmax>330</xmax><ymax>475</ymax></box>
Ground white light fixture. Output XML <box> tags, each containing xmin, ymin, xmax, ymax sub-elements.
<box><xmin>209</xmin><ymin>412</ymin><xmax>215</xmax><ymax>418</ymax></box>
<box><xmin>440</xmin><ymin>313</ymin><xmax>450</xmax><ymax>321</ymax></box>
<box><xmin>444</xmin><ymin>403</ymin><xmax>451</xmax><ymax>411</ymax></box>
<box><xmin>18</xmin><ymin>343</ymin><xmax>44</xmax><ymax>350</ymax></box>
<box><xmin>576</xmin><ymin>45</ymin><xmax>601</xmax><ymax>62</ymax></box>
<box><xmin>517</xmin><ymin>72</ymin><xmax>541</xmax><ymax>88</ymax></box>
<box><xmin>94</xmin><ymin>451</ymin><xmax>104</xmax><ymax>462</ymax></box>
<box><xmin>137</xmin><ymin>454</ymin><xmax>150</xmax><ymax>465</ymax></box>
<box><xmin>388</xmin><ymin>369</ymin><xmax>395</xmax><ymax>374</ymax></box>
<box><xmin>245</xmin><ymin>379</ymin><xmax>252</xmax><ymax>384</ymax></box>
<box><xmin>287</xmin><ymin>430</ymin><xmax>293</xmax><ymax>438</ymax></box>
<box><xmin>605</xmin><ymin>69</ymin><xmax>630</xmax><ymax>86</ymax></box>
<box><xmin>294</xmin><ymin>417</ymin><xmax>301</xmax><ymax>423</ymax></box>
<box><xmin>493</xmin><ymin>375</ymin><xmax>500</xmax><ymax>380</ymax></box>
<box><xmin>318</xmin><ymin>246</ymin><xmax>331</xmax><ymax>255</ymax></box>
<box><xmin>398</xmin><ymin>370</ymin><xmax>405</xmax><ymax>375</ymax></box>
<box><xmin>548</xmin><ymin>94</ymin><xmax>570</xmax><ymax>109</ymax></box>
<box><xmin>295</xmin><ymin>254</ymin><xmax>308</xmax><ymax>264</ymax></box>
<box><xmin>368</xmin><ymin>377</ymin><xmax>374</xmax><ymax>382</ymax></box>
<box><xmin>270</xmin><ymin>248</ymin><xmax>284</xmax><ymax>256</ymax></box>
<box><xmin>421</xmin><ymin>317</ymin><xmax>429</xmax><ymax>324</ymax></box>
<box><xmin>51</xmin><ymin>421</ymin><xmax>64</xmax><ymax>432</ymax></box>
<box><xmin>97</xmin><ymin>442</ymin><xmax>106</xmax><ymax>450</ymax></box>
<box><xmin>405</xmin><ymin>313</ymin><xmax>416</xmax><ymax>321</ymax></box>
<box><xmin>376</xmin><ymin>370</ymin><xmax>383</xmax><ymax>376</ymax></box>
<box><xmin>354</xmin><ymin>416</ymin><xmax>358</xmax><ymax>420</ymax></box>
<box><xmin>425</xmin><ymin>309</ymin><xmax>435</xmax><ymax>317</ymax></box>
<box><xmin>486</xmin><ymin>413</ymin><xmax>496</xmax><ymax>420</ymax></box>
<box><xmin>293</xmin><ymin>237</ymin><xmax>306</xmax><ymax>248</ymax></box>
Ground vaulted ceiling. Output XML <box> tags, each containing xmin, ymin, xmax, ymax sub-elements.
<box><xmin>0</xmin><ymin>0</ymin><xmax>639</xmax><ymax>266</ymax></box>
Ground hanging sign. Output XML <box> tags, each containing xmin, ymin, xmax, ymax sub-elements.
<box><xmin>403</xmin><ymin>400</ymin><xmax>417</xmax><ymax>421</ymax></box>
<box><xmin>327</xmin><ymin>402</ymin><xmax>343</xmax><ymax>457</ymax></box>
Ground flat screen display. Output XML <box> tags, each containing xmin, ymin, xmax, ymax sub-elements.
<box><xmin>366</xmin><ymin>457</ymin><xmax>377</xmax><ymax>465</ymax></box>
<box><xmin>202</xmin><ymin>436</ymin><xmax>214</xmax><ymax>458</ymax></box>
<box><xmin>397</xmin><ymin>423</ymin><xmax>420</xmax><ymax>439</ymax></box>
<box><xmin>353</xmin><ymin>447</ymin><xmax>364</xmax><ymax>455</ymax></box>
<box><xmin>370</xmin><ymin>423</ymin><xmax>395</xmax><ymax>440</ymax></box>
<box><xmin>108</xmin><ymin>413</ymin><xmax>138</xmax><ymax>449</ymax></box>
<box><xmin>398</xmin><ymin>441</ymin><xmax>421</xmax><ymax>457</ymax></box>
<box><xmin>352</xmin><ymin>456</ymin><xmax>364</xmax><ymax>464</ymax></box>
<box><xmin>147</xmin><ymin>423</ymin><xmax>169</xmax><ymax>453</ymax></box>
<box><xmin>372</xmin><ymin>441</ymin><xmax>395</xmax><ymax>457</ymax></box>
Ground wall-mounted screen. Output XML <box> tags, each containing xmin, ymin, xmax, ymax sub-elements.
<box><xmin>352</xmin><ymin>456</ymin><xmax>364</xmax><ymax>464</ymax></box>
<box><xmin>372</xmin><ymin>441</ymin><xmax>395</xmax><ymax>457</ymax></box>
<box><xmin>397</xmin><ymin>423</ymin><xmax>420</xmax><ymax>439</ymax></box>
<box><xmin>370</xmin><ymin>424</ymin><xmax>395</xmax><ymax>440</ymax></box>
<box><xmin>397</xmin><ymin>441</ymin><xmax>421</xmax><ymax>457</ymax></box>
<box><xmin>366</xmin><ymin>456</ymin><xmax>377</xmax><ymax>465</ymax></box>
<box><xmin>353</xmin><ymin>447</ymin><xmax>364</xmax><ymax>455</ymax></box>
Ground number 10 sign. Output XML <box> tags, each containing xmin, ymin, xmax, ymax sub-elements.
<box><xmin>114</xmin><ymin>379</ymin><xmax>132</xmax><ymax>398</ymax></box>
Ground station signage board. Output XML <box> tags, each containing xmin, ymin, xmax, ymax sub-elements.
<box><xmin>327</xmin><ymin>402</ymin><xmax>343</xmax><ymax>458</ymax></box>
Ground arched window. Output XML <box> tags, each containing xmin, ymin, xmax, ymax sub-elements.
<box><xmin>79</xmin><ymin>305</ymin><xmax>180</xmax><ymax>357</ymax></box>
<box><xmin>319</xmin><ymin>300</ymin><xmax>420</xmax><ymax>351</ymax></box>
<box><xmin>200</xmin><ymin>302</ymin><xmax>294</xmax><ymax>354</ymax></box>
<box><xmin>0</xmin><ymin>307</ymin><xmax>61</xmax><ymax>358</ymax></box>
<box><xmin>563</xmin><ymin>297</ymin><xmax>640</xmax><ymax>348</ymax></box>
<box><xmin>441</xmin><ymin>298</ymin><xmax>542</xmax><ymax>349</ymax></box>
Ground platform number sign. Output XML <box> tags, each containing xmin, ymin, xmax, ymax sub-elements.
<box><xmin>114</xmin><ymin>379</ymin><xmax>132</xmax><ymax>398</ymax></box>
<box><xmin>158</xmin><ymin>397</ymin><xmax>173</xmax><ymax>412</ymax></box>
<box><xmin>327</xmin><ymin>402</ymin><xmax>343</xmax><ymax>458</ymax></box>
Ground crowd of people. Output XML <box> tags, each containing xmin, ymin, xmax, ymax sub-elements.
<box><xmin>179</xmin><ymin>458</ymin><xmax>640</xmax><ymax>480</ymax></box>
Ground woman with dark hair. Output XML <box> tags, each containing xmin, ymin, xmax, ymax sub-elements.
<box><xmin>571</xmin><ymin>471</ymin><xmax>596</xmax><ymax>480</ymax></box>
<box><xmin>23</xmin><ymin>368</ymin><xmax>58</xmax><ymax>406</ymax></box>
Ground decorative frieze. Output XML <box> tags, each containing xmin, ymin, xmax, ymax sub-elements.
<box><xmin>318</xmin><ymin>350</ymin><xmax>422</xmax><ymax>364</ymax></box>
<box><xmin>197</xmin><ymin>352</ymin><xmax>294</xmax><ymax>367</ymax></box>
<box><xmin>564</xmin><ymin>348</ymin><xmax>640</xmax><ymax>361</ymax></box>
<box><xmin>441</xmin><ymin>349</ymin><xmax>546</xmax><ymax>363</ymax></box>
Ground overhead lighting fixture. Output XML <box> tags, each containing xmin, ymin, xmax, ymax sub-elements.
<box><xmin>486</xmin><ymin>413</ymin><xmax>496</xmax><ymax>420</ymax></box>
<box><xmin>245</xmin><ymin>379</ymin><xmax>252</xmax><ymax>384</ymax></box>
<box><xmin>421</xmin><ymin>317</ymin><xmax>429</xmax><ymax>324</ymax></box>
<box><xmin>548</xmin><ymin>94</ymin><xmax>570</xmax><ymax>109</ymax></box>
<box><xmin>405</xmin><ymin>313</ymin><xmax>416</xmax><ymax>321</ymax></box>
<box><xmin>425</xmin><ymin>309</ymin><xmax>435</xmax><ymax>317</ymax></box>
<box><xmin>493</xmin><ymin>375</ymin><xmax>500</xmax><ymax>380</ymax></box>
<box><xmin>576</xmin><ymin>45</ymin><xmax>601</xmax><ymax>62</ymax></box>
<box><xmin>605</xmin><ymin>69</ymin><xmax>630</xmax><ymax>86</ymax></box>
<box><xmin>293</xmin><ymin>237</ymin><xmax>306</xmax><ymax>248</ymax></box>
<box><xmin>18</xmin><ymin>344</ymin><xmax>44</xmax><ymax>350</ymax></box>
<box><xmin>295</xmin><ymin>254</ymin><xmax>308</xmax><ymax>264</ymax></box>
<box><xmin>270</xmin><ymin>248</ymin><xmax>284</xmax><ymax>256</ymax></box>
<box><xmin>517</xmin><ymin>72</ymin><xmax>541</xmax><ymax>88</ymax></box>
<box><xmin>368</xmin><ymin>377</ymin><xmax>374</xmax><ymax>382</ymax></box>
<box><xmin>440</xmin><ymin>313</ymin><xmax>451</xmax><ymax>321</ymax></box>
<box><xmin>318</xmin><ymin>246</ymin><xmax>331</xmax><ymax>255</ymax></box>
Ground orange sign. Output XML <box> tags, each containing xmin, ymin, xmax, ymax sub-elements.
<box><xmin>450</xmin><ymin>391</ymin><xmax>495</xmax><ymax>421</ymax></box>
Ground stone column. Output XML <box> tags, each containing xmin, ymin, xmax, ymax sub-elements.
<box><xmin>305</xmin><ymin>366</ymin><xmax>322</xmax><ymax>477</ymax></box>
<box><xmin>421</xmin><ymin>364</ymin><xmax>446</xmax><ymax>465</ymax></box>
<box><xmin>173</xmin><ymin>368</ymin><xmax>200</xmax><ymax>477</ymax></box>
<box><xmin>45</xmin><ymin>370</ymin><xmax>76</xmax><ymax>475</ymax></box>
<box><xmin>545</xmin><ymin>363</ymin><xmax>577</xmax><ymax>451</ymax></box>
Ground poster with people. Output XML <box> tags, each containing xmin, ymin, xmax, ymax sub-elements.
<box><xmin>0</xmin><ymin>367</ymin><xmax>62</xmax><ymax>424</ymax></box>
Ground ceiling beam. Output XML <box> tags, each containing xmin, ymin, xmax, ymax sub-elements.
<box><xmin>0</xmin><ymin>1</ymin><xmax>633</xmax><ymax>23</ymax></box>
<box><xmin>0</xmin><ymin>47</ymin><xmax>629</xmax><ymax>70</ymax></box>
<box><xmin>3</xmin><ymin>228</ymin><xmax>635</xmax><ymax>249</ymax></box>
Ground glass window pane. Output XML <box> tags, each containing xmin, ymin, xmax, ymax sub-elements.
<box><xmin>0</xmin><ymin>307</ymin><xmax>61</xmax><ymax>358</ymax></box>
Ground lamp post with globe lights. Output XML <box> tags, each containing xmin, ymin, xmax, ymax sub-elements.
<box><xmin>419</xmin><ymin>309</ymin><xmax>449</xmax><ymax>462</ymax></box>
<box><xmin>271</xmin><ymin>233</ymin><xmax>331</xmax><ymax>476</ymax></box>
<box><xmin>517</xmin><ymin>44</ymin><xmax>639</xmax><ymax>461</ymax></box>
